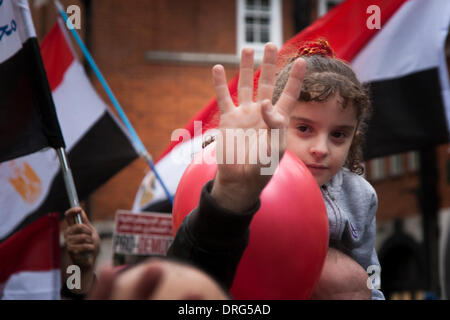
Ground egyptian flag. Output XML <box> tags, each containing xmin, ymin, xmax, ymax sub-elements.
<box><xmin>133</xmin><ymin>0</ymin><xmax>450</xmax><ymax>210</ymax></box>
<box><xmin>0</xmin><ymin>19</ymin><xmax>139</xmax><ymax>243</ymax></box>
<box><xmin>0</xmin><ymin>213</ymin><xmax>60</xmax><ymax>300</ymax></box>
<box><xmin>0</xmin><ymin>0</ymin><xmax>65</xmax><ymax>163</ymax></box>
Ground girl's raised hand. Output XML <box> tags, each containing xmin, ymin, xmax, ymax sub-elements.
<box><xmin>210</xmin><ymin>43</ymin><xmax>306</xmax><ymax>212</ymax></box>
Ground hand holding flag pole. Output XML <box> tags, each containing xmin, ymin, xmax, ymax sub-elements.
<box><xmin>0</xmin><ymin>0</ymin><xmax>84</xmax><ymax>226</ymax></box>
<box><xmin>56</xmin><ymin>148</ymin><xmax>83</xmax><ymax>224</ymax></box>
<box><xmin>54</xmin><ymin>0</ymin><xmax>174</xmax><ymax>205</ymax></box>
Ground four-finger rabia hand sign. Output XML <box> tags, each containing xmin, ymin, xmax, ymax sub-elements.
<box><xmin>211</xmin><ymin>43</ymin><xmax>306</xmax><ymax>211</ymax></box>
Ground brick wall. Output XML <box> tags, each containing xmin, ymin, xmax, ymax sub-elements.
<box><xmin>29</xmin><ymin>0</ymin><xmax>449</xmax><ymax>223</ymax></box>
<box><xmin>86</xmin><ymin>0</ymin><xmax>244</xmax><ymax>219</ymax></box>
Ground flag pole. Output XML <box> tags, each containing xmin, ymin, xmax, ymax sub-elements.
<box><xmin>56</xmin><ymin>148</ymin><xmax>93</xmax><ymax>261</ymax></box>
<box><xmin>56</xmin><ymin>148</ymin><xmax>83</xmax><ymax>224</ymax></box>
<box><xmin>54</xmin><ymin>0</ymin><xmax>174</xmax><ymax>205</ymax></box>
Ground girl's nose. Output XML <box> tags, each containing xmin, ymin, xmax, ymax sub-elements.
<box><xmin>310</xmin><ymin>137</ymin><xmax>329</xmax><ymax>159</ymax></box>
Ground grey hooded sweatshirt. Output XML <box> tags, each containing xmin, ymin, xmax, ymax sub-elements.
<box><xmin>321</xmin><ymin>167</ymin><xmax>385</xmax><ymax>300</ymax></box>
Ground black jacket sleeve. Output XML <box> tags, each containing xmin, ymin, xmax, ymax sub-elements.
<box><xmin>167</xmin><ymin>180</ymin><xmax>260</xmax><ymax>290</ymax></box>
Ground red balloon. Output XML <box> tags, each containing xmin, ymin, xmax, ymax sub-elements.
<box><xmin>172</xmin><ymin>144</ymin><xmax>329</xmax><ymax>299</ymax></box>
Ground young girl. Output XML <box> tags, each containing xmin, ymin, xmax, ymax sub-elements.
<box><xmin>169</xmin><ymin>40</ymin><xmax>383</xmax><ymax>300</ymax></box>
<box><xmin>273</xmin><ymin>40</ymin><xmax>384</xmax><ymax>300</ymax></box>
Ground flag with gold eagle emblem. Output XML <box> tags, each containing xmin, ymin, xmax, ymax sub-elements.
<box><xmin>0</xmin><ymin>6</ymin><xmax>138</xmax><ymax>298</ymax></box>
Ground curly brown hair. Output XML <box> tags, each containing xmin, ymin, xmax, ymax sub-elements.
<box><xmin>272</xmin><ymin>54</ymin><xmax>372</xmax><ymax>175</ymax></box>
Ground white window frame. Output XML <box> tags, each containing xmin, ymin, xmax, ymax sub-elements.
<box><xmin>407</xmin><ymin>151</ymin><xmax>420</xmax><ymax>172</ymax></box>
<box><xmin>389</xmin><ymin>154</ymin><xmax>404</xmax><ymax>177</ymax></box>
<box><xmin>237</xmin><ymin>0</ymin><xmax>282</xmax><ymax>62</ymax></box>
<box><xmin>370</xmin><ymin>158</ymin><xmax>385</xmax><ymax>181</ymax></box>
<box><xmin>318</xmin><ymin>0</ymin><xmax>343</xmax><ymax>17</ymax></box>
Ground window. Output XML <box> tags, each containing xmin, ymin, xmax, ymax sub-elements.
<box><xmin>370</xmin><ymin>158</ymin><xmax>385</xmax><ymax>181</ymax></box>
<box><xmin>407</xmin><ymin>151</ymin><xmax>420</xmax><ymax>172</ymax></box>
<box><xmin>318</xmin><ymin>0</ymin><xmax>343</xmax><ymax>17</ymax></box>
<box><xmin>237</xmin><ymin>0</ymin><xmax>282</xmax><ymax>61</ymax></box>
<box><xmin>389</xmin><ymin>154</ymin><xmax>404</xmax><ymax>176</ymax></box>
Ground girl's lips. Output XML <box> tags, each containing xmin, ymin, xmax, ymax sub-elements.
<box><xmin>307</xmin><ymin>165</ymin><xmax>328</xmax><ymax>176</ymax></box>
<box><xmin>306</xmin><ymin>164</ymin><xmax>328</xmax><ymax>170</ymax></box>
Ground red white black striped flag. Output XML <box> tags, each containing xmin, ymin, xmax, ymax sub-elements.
<box><xmin>0</xmin><ymin>213</ymin><xmax>60</xmax><ymax>299</ymax></box>
<box><xmin>0</xmin><ymin>8</ymin><xmax>138</xmax><ymax>298</ymax></box>
<box><xmin>0</xmin><ymin>19</ymin><xmax>139</xmax><ymax>243</ymax></box>
<box><xmin>0</xmin><ymin>18</ymin><xmax>139</xmax><ymax>241</ymax></box>
<box><xmin>134</xmin><ymin>0</ymin><xmax>450</xmax><ymax>210</ymax></box>
<box><xmin>0</xmin><ymin>0</ymin><xmax>65</xmax><ymax>162</ymax></box>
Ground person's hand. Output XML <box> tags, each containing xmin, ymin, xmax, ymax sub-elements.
<box><xmin>311</xmin><ymin>248</ymin><xmax>372</xmax><ymax>300</ymax></box>
<box><xmin>64</xmin><ymin>207</ymin><xmax>100</xmax><ymax>269</ymax></box>
<box><xmin>210</xmin><ymin>44</ymin><xmax>306</xmax><ymax>212</ymax></box>
<box><xmin>88</xmin><ymin>258</ymin><xmax>229</xmax><ymax>300</ymax></box>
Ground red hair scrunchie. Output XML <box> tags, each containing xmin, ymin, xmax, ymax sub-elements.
<box><xmin>296</xmin><ymin>39</ymin><xmax>335</xmax><ymax>58</ymax></box>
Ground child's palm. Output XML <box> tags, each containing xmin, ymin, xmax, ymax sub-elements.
<box><xmin>212</xmin><ymin>44</ymin><xmax>306</xmax><ymax>193</ymax></box>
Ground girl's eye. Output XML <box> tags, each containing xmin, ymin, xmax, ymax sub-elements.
<box><xmin>297</xmin><ymin>125</ymin><xmax>310</xmax><ymax>133</ymax></box>
<box><xmin>331</xmin><ymin>131</ymin><xmax>346</xmax><ymax>139</ymax></box>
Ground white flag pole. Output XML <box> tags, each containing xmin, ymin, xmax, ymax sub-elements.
<box><xmin>56</xmin><ymin>148</ymin><xmax>82</xmax><ymax>224</ymax></box>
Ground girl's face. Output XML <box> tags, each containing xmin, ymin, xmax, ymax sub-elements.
<box><xmin>286</xmin><ymin>94</ymin><xmax>357</xmax><ymax>187</ymax></box>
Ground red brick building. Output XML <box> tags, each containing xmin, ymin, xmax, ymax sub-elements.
<box><xmin>31</xmin><ymin>0</ymin><xmax>450</xmax><ymax>299</ymax></box>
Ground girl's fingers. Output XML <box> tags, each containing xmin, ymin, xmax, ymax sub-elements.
<box><xmin>79</xmin><ymin>209</ymin><xmax>91</xmax><ymax>225</ymax></box>
<box><xmin>64</xmin><ymin>207</ymin><xmax>82</xmax><ymax>226</ymax></box>
<box><xmin>275</xmin><ymin>58</ymin><xmax>306</xmax><ymax>118</ymax></box>
<box><xmin>66</xmin><ymin>234</ymin><xmax>94</xmax><ymax>245</ymax></box>
<box><xmin>237</xmin><ymin>48</ymin><xmax>255</xmax><ymax>106</ymax></box>
<box><xmin>65</xmin><ymin>224</ymin><xmax>92</xmax><ymax>236</ymax></box>
<box><xmin>212</xmin><ymin>65</ymin><xmax>234</xmax><ymax>115</ymax></box>
<box><xmin>69</xmin><ymin>243</ymin><xmax>96</xmax><ymax>254</ymax></box>
<box><xmin>64</xmin><ymin>207</ymin><xmax>91</xmax><ymax>226</ymax></box>
<box><xmin>261</xmin><ymin>100</ymin><xmax>285</xmax><ymax>129</ymax></box>
<box><xmin>257</xmin><ymin>43</ymin><xmax>278</xmax><ymax>102</ymax></box>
